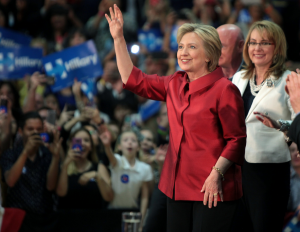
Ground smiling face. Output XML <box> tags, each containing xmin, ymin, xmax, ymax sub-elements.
<box><xmin>118</xmin><ymin>132</ymin><xmax>139</xmax><ymax>159</ymax></box>
<box><xmin>248</xmin><ymin>29</ymin><xmax>275</xmax><ymax>69</ymax></box>
<box><xmin>140</xmin><ymin>130</ymin><xmax>154</xmax><ymax>153</ymax></box>
<box><xmin>73</xmin><ymin>130</ymin><xmax>92</xmax><ymax>160</ymax></box>
<box><xmin>177</xmin><ymin>32</ymin><xmax>209</xmax><ymax>76</ymax></box>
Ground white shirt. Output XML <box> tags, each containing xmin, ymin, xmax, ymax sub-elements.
<box><xmin>109</xmin><ymin>154</ymin><xmax>153</xmax><ymax>209</ymax></box>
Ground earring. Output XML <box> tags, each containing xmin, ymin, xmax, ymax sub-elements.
<box><xmin>273</xmin><ymin>55</ymin><xmax>278</xmax><ymax>64</ymax></box>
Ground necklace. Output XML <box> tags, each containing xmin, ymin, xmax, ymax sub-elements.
<box><xmin>249</xmin><ymin>75</ymin><xmax>266</xmax><ymax>96</ymax></box>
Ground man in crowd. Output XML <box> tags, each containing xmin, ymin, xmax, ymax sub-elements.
<box><xmin>287</xmin><ymin>70</ymin><xmax>300</xmax><ymax>150</ymax></box>
<box><xmin>217</xmin><ymin>24</ymin><xmax>244</xmax><ymax>80</ymax></box>
<box><xmin>287</xmin><ymin>70</ymin><xmax>300</xmax><ymax>221</ymax></box>
<box><xmin>287</xmin><ymin>143</ymin><xmax>300</xmax><ymax>216</ymax></box>
<box><xmin>0</xmin><ymin>112</ymin><xmax>62</xmax><ymax>232</ymax></box>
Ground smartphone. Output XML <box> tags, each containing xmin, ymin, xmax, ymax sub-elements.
<box><xmin>46</xmin><ymin>110</ymin><xmax>56</xmax><ymax>125</ymax></box>
<box><xmin>86</xmin><ymin>100</ymin><xmax>96</xmax><ymax>108</ymax></box>
<box><xmin>40</xmin><ymin>133</ymin><xmax>53</xmax><ymax>143</ymax></box>
<box><xmin>66</xmin><ymin>104</ymin><xmax>77</xmax><ymax>112</ymax></box>
<box><xmin>0</xmin><ymin>99</ymin><xmax>8</xmax><ymax>114</ymax></box>
<box><xmin>72</xmin><ymin>138</ymin><xmax>82</xmax><ymax>153</ymax></box>
<box><xmin>45</xmin><ymin>76</ymin><xmax>55</xmax><ymax>86</ymax></box>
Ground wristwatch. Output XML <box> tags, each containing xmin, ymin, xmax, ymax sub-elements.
<box><xmin>277</xmin><ymin>119</ymin><xmax>292</xmax><ymax>133</ymax></box>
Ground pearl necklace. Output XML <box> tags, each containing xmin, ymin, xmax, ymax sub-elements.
<box><xmin>249</xmin><ymin>75</ymin><xmax>265</xmax><ymax>96</ymax></box>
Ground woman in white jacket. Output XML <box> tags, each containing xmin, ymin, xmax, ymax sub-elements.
<box><xmin>232</xmin><ymin>20</ymin><xmax>294</xmax><ymax>232</ymax></box>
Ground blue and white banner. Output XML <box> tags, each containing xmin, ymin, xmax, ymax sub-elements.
<box><xmin>170</xmin><ymin>25</ymin><xmax>179</xmax><ymax>52</ymax></box>
<box><xmin>81</xmin><ymin>78</ymin><xmax>96</xmax><ymax>102</ymax></box>
<box><xmin>0</xmin><ymin>46</ymin><xmax>43</xmax><ymax>79</ymax></box>
<box><xmin>139</xmin><ymin>100</ymin><xmax>161</xmax><ymax>121</ymax></box>
<box><xmin>138</xmin><ymin>29</ymin><xmax>163</xmax><ymax>52</ymax></box>
<box><xmin>42</xmin><ymin>40</ymin><xmax>103</xmax><ymax>92</ymax></box>
<box><xmin>0</xmin><ymin>27</ymin><xmax>31</xmax><ymax>47</ymax></box>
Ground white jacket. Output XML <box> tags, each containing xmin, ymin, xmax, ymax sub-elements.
<box><xmin>232</xmin><ymin>70</ymin><xmax>294</xmax><ymax>163</ymax></box>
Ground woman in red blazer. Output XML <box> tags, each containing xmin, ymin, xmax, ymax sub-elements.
<box><xmin>105</xmin><ymin>5</ymin><xmax>246</xmax><ymax>232</ymax></box>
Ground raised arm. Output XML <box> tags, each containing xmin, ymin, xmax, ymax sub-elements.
<box><xmin>105</xmin><ymin>5</ymin><xmax>133</xmax><ymax>84</ymax></box>
<box><xmin>56</xmin><ymin>149</ymin><xmax>76</xmax><ymax>197</ymax></box>
<box><xmin>99</xmin><ymin>127</ymin><xmax>117</xmax><ymax>168</ymax></box>
<box><xmin>46</xmin><ymin>130</ymin><xmax>62</xmax><ymax>191</ymax></box>
<box><xmin>96</xmin><ymin>163</ymin><xmax>114</xmax><ymax>202</ymax></box>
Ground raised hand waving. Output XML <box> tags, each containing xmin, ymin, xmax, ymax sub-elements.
<box><xmin>105</xmin><ymin>4</ymin><xmax>124</xmax><ymax>40</ymax></box>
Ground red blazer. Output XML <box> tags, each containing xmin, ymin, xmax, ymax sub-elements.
<box><xmin>124</xmin><ymin>66</ymin><xmax>246</xmax><ymax>201</ymax></box>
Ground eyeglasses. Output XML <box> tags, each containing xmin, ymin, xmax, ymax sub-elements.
<box><xmin>248</xmin><ymin>42</ymin><xmax>274</xmax><ymax>47</ymax></box>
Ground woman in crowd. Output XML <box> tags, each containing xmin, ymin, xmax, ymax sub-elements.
<box><xmin>105</xmin><ymin>5</ymin><xmax>246</xmax><ymax>232</ymax></box>
<box><xmin>100</xmin><ymin>128</ymin><xmax>153</xmax><ymax>229</ymax></box>
<box><xmin>56</xmin><ymin>127</ymin><xmax>113</xmax><ymax>209</ymax></box>
<box><xmin>232</xmin><ymin>20</ymin><xmax>294</xmax><ymax>232</ymax></box>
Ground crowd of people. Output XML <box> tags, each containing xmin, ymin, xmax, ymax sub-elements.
<box><xmin>0</xmin><ymin>0</ymin><xmax>300</xmax><ymax>232</ymax></box>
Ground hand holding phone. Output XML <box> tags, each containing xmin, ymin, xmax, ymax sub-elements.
<box><xmin>40</xmin><ymin>133</ymin><xmax>54</xmax><ymax>143</ymax></box>
<box><xmin>0</xmin><ymin>99</ymin><xmax>8</xmax><ymax>114</ymax></box>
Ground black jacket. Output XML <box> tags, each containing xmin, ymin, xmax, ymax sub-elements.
<box><xmin>288</xmin><ymin>114</ymin><xmax>300</xmax><ymax>148</ymax></box>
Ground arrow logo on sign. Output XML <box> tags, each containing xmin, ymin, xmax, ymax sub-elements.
<box><xmin>0</xmin><ymin>52</ymin><xmax>14</xmax><ymax>71</ymax></box>
<box><xmin>45</xmin><ymin>59</ymin><xmax>67</xmax><ymax>79</ymax></box>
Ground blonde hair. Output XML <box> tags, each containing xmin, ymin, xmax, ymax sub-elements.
<box><xmin>243</xmin><ymin>20</ymin><xmax>287</xmax><ymax>80</ymax></box>
<box><xmin>177</xmin><ymin>23</ymin><xmax>222</xmax><ymax>72</ymax></box>
<box><xmin>67</xmin><ymin>128</ymin><xmax>99</xmax><ymax>175</ymax></box>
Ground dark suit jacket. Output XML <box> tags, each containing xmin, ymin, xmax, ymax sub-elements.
<box><xmin>288</xmin><ymin>114</ymin><xmax>300</xmax><ymax>148</ymax></box>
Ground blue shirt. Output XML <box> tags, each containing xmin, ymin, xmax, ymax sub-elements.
<box><xmin>0</xmin><ymin>145</ymin><xmax>55</xmax><ymax>214</ymax></box>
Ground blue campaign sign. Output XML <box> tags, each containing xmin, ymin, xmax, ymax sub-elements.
<box><xmin>138</xmin><ymin>29</ymin><xmax>163</xmax><ymax>52</ymax></box>
<box><xmin>0</xmin><ymin>46</ymin><xmax>43</xmax><ymax>79</ymax></box>
<box><xmin>170</xmin><ymin>25</ymin><xmax>179</xmax><ymax>52</ymax></box>
<box><xmin>139</xmin><ymin>100</ymin><xmax>161</xmax><ymax>122</ymax></box>
<box><xmin>81</xmin><ymin>78</ymin><xmax>96</xmax><ymax>101</ymax></box>
<box><xmin>0</xmin><ymin>27</ymin><xmax>31</xmax><ymax>47</ymax></box>
<box><xmin>42</xmin><ymin>40</ymin><xmax>103</xmax><ymax>92</ymax></box>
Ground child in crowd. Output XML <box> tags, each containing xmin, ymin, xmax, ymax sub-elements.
<box><xmin>100</xmin><ymin>128</ymin><xmax>153</xmax><ymax>227</ymax></box>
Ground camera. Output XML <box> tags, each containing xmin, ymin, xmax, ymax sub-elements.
<box><xmin>40</xmin><ymin>133</ymin><xmax>53</xmax><ymax>143</ymax></box>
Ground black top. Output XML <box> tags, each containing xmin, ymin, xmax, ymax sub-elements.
<box><xmin>0</xmin><ymin>145</ymin><xmax>55</xmax><ymax>214</ymax></box>
<box><xmin>242</xmin><ymin>81</ymin><xmax>256</xmax><ymax>119</ymax></box>
<box><xmin>58</xmin><ymin>163</ymin><xmax>106</xmax><ymax>210</ymax></box>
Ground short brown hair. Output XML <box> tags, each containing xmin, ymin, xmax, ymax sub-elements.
<box><xmin>177</xmin><ymin>23</ymin><xmax>222</xmax><ymax>72</ymax></box>
<box><xmin>243</xmin><ymin>20</ymin><xmax>287</xmax><ymax>80</ymax></box>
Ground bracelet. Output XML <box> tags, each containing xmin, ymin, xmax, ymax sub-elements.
<box><xmin>277</xmin><ymin>119</ymin><xmax>292</xmax><ymax>133</ymax></box>
<box><xmin>212</xmin><ymin>166</ymin><xmax>225</xmax><ymax>181</ymax></box>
